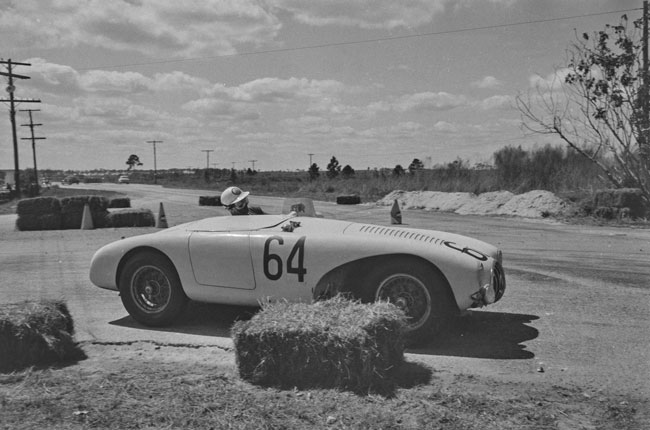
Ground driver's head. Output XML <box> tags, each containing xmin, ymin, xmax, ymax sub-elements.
<box><xmin>221</xmin><ymin>186</ymin><xmax>250</xmax><ymax>214</ymax></box>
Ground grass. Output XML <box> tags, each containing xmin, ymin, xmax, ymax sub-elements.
<box><xmin>0</xmin><ymin>342</ymin><xmax>644</xmax><ymax>430</ymax></box>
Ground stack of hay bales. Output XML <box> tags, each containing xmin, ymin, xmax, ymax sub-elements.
<box><xmin>0</xmin><ymin>300</ymin><xmax>84</xmax><ymax>372</ymax></box>
<box><xmin>108</xmin><ymin>196</ymin><xmax>131</xmax><ymax>208</ymax></box>
<box><xmin>107</xmin><ymin>208</ymin><xmax>155</xmax><ymax>227</ymax></box>
<box><xmin>593</xmin><ymin>188</ymin><xmax>647</xmax><ymax>219</ymax></box>
<box><xmin>15</xmin><ymin>197</ymin><xmax>62</xmax><ymax>231</ymax></box>
<box><xmin>59</xmin><ymin>195</ymin><xmax>110</xmax><ymax>229</ymax></box>
<box><xmin>231</xmin><ymin>297</ymin><xmax>406</xmax><ymax>394</ymax></box>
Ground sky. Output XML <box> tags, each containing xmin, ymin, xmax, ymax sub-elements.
<box><xmin>0</xmin><ymin>0</ymin><xmax>643</xmax><ymax>172</ymax></box>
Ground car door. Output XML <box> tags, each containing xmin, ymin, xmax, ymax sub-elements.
<box><xmin>188</xmin><ymin>231</ymin><xmax>256</xmax><ymax>289</ymax></box>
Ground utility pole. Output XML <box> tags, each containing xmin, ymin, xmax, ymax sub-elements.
<box><xmin>308</xmin><ymin>153</ymin><xmax>314</xmax><ymax>167</ymax></box>
<box><xmin>643</xmin><ymin>1</ymin><xmax>649</xmax><ymax>156</ymax></box>
<box><xmin>201</xmin><ymin>149</ymin><xmax>214</xmax><ymax>170</ymax></box>
<box><xmin>0</xmin><ymin>59</ymin><xmax>41</xmax><ymax>196</ymax></box>
<box><xmin>248</xmin><ymin>159</ymin><xmax>257</xmax><ymax>171</ymax></box>
<box><xmin>147</xmin><ymin>140</ymin><xmax>162</xmax><ymax>184</ymax></box>
<box><xmin>20</xmin><ymin>109</ymin><xmax>45</xmax><ymax>187</ymax></box>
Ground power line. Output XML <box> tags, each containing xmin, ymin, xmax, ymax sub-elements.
<box><xmin>78</xmin><ymin>8</ymin><xmax>640</xmax><ymax>71</ymax></box>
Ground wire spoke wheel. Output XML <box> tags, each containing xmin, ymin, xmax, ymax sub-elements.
<box><xmin>375</xmin><ymin>273</ymin><xmax>432</xmax><ymax>330</ymax></box>
<box><xmin>130</xmin><ymin>265</ymin><xmax>172</xmax><ymax>313</ymax></box>
<box><xmin>119</xmin><ymin>252</ymin><xmax>187</xmax><ymax>326</ymax></box>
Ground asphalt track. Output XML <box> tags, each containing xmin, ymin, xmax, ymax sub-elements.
<box><xmin>1</xmin><ymin>183</ymin><xmax>648</xmax><ymax>399</ymax></box>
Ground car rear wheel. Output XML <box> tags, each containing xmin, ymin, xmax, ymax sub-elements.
<box><xmin>360</xmin><ymin>259</ymin><xmax>453</xmax><ymax>346</ymax></box>
<box><xmin>118</xmin><ymin>252</ymin><xmax>187</xmax><ymax>326</ymax></box>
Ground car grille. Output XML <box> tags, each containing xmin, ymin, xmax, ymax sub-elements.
<box><xmin>492</xmin><ymin>261</ymin><xmax>506</xmax><ymax>302</ymax></box>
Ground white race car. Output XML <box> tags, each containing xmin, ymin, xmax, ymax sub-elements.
<box><xmin>89</xmin><ymin>200</ymin><xmax>505</xmax><ymax>344</ymax></box>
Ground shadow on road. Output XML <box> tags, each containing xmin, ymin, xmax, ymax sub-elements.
<box><xmin>110</xmin><ymin>306</ymin><xmax>538</xmax><ymax>361</ymax></box>
<box><xmin>109</xmin><ymin>302</ymin><xmax>258</xmax><ymax>338</ymax></box>
<box><xmin>410</xmin><ymin>310</ymin><xmax>539</xmax><ymax>359</ymax></box>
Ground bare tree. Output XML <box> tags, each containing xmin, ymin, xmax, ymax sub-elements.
<box><xmin>517</xmin><ymin>13</ymin><xmax>650</xmax><ymax>205</ymax></box>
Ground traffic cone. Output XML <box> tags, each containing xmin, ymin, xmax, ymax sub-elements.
<box><xmin>81</xmin><ymin>203</ymin><xmax>94</xmax><ymax>229</ymax></box>
<box><xmin>156</xmin><ymin>202</ymin><xmax>168</xmax><ymax>228</ymax></box>
<box><xmin>390</xmin><ymin>199</ymin><xmax>402</xmax><ymax>225</ymax></box>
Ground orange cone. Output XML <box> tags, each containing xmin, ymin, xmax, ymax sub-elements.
<box><xmin>390</xmin><ymin>199</ymin><xmax>402</xmax><ymax>225</ymax></box>
<box><xmin>81</xmin><ymin>203</ymin><xmax>94</xmax><ymax>229</ymax></box>
<box><xmin>156</xmin><ymin>202</ymin><xmax>168</xmax><ymax>228</ymax></box>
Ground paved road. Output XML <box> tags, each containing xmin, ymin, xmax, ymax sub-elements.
<box><xmin>1</xmin><ymin>183</ymin><xmax>649</xmax><ymax>399</ymax></box>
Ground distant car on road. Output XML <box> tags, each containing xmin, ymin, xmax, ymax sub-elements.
<box><xmin>89</xmin><ymin>198</ymin><xmax>506</xmax><ymax>345</ymax></box>
<box><xmin>118</xmin><ymin>175</ymin><xmax>130</xmax><ymax>184</ymax></box>
<box><xmin>62</xmin><ymin>175</ymin><xmax>79</xmax><ymax>185</ymax></box>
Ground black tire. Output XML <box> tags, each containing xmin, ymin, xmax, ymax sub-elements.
<box><xmin>360</xmin><ymin>258</ymin><xmax>453</xmax><ymax>346</ymax></box>
<box><xmin>118</xmin><ymin>252</ymin><xmax>188</xmax><ymax>326</ymax></box>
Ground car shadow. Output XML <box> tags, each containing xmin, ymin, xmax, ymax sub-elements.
<box><xmin>110</xmin><ymin>306</ymin><xmax>539</xmax><ymax>360</ymax></box>
<box><xmin>109</xmin><ymin>302</ymin><xmax>258</xmax><ymax>338</ymax></box>
<box><xmin>409</xmin><ymin>310</ymin><xmax>539</xmax><ymax>359</ymax></box>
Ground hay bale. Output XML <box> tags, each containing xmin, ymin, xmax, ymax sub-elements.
<box><xmin>108</xmin><ymin>197</ymin><xmax>131</xmax><ymax>208</ymax></box>
<box><xmin>199</xmin><ymin>195</ymin><xmax>221</xmax><ymax>206</ymax></box>
<box><xmin>60</xmin><ymin>195</ymin><xmax>109</xmax><ymax>229</ymax></box>
<box><xmin>231</xmin><ymin>297</ymin><xmax>406</xmax><ymax>394</ymax></box>
<box><xmin>107</xmin><ymin>208</ymin><xmax>155</xmax><ymax>227</ymax></box>
<box><xmin>0</xmin><ymin>300</ymin><xmax>84</xmax><ymax>372</ymax></box>
<box><xmin>594</xmin><ymin>188</ymin><xmax>646</xmax><ymax>218</ymax></box>
<box><xmin>336</xmin><ymin>194</ymin><xmax>361</xmax><ymax>205</ymax></box>
<box><xmin>15</xmin><ymin>197</ymin><xmax>62</xmax><ymax>231</ymax></box>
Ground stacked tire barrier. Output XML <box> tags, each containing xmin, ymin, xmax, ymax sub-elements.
<box><xmin>336</xmin><ymin>194</ymin><xmax>361</xmax><ymax>205</ymax></box>
<box><xmin>199</xmin><ymin>195</ymin><xmax>221</xmax><ymax>206</ymax></box>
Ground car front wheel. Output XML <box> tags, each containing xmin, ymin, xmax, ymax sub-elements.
<box><xmin>361</xmin><ymin>259</ymin><xmax>453</xmax><ymax>345</ymax></box>
<box><xmin>118</xmin><ymin>252</ymin><xmax>188</xmax><ymax>326</ymax></box>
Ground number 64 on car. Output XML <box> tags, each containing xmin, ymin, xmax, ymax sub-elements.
<box><xmin>89</xmin><ymin>201</ymin><xmax>506</xmax><ymax>345</ymax></box>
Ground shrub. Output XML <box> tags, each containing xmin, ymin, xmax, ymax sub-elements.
<box><xmin>15</xmin><ymin>197</ymin><xmax>62</xmax><ymax>231</ymax></box>
<box><xmin>231</xmin><ymin>297</ymin><xmax>406</xmax><ymax>394</ymax></box>
<box><xmin>107</xmin><ymin>208</ymin><xmax>155</xmax><ymax>227</ymax></box>
<box><xmin>0</xmin><ymin>299</ymin><xmax>84</xmax><ymax>372</ymax></box>
<box><xmin>594</xmin><ymin>188</ymin><xmax>646</xmax><ymax>218</ymax></box>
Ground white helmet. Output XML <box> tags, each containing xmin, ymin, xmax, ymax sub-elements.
<box><xmin>221</xmin><ymin>186</ymin><xmax>250</xmax><ymax>207</ymax></box>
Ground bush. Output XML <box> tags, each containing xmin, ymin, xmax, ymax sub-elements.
<box><xmin>107</xmin><ymin>208</ymin><xmax>155</xmax><ymax>227</ymax></box>
<box><xmin>60</xmin><ymin>196</ymin><xmax>109</xmax><ymax>229</ymax></box>
<box><xmin>231</xmin><ymin>297</ymin><xmax>406</xmax><ymax>394</ymax></box>
<box><xmin>593</xmin><ymin>188</ymin><xmax>646</xmax><ymax>218</ymax></box>
<box><xmin>199</xmin><ymin>195</ymin><xmax>221</xmax><ymax>206</ymax></box>
<box><xmin>108</xmin><ymin>197</ymin><xmax>131</xmax><ymax>208</ymax></box>
<box><xmin>0</xmin><ymin>299</ymin><xmax>84</xmax><ymax>372</ymax></box>
<box><xmin>15</xmin><ymin>197</ymin><xmax>62</xmax><ymax>231</ymax></box>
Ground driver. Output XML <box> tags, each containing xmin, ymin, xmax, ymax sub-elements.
<box><xmin>221</xmin><ymin>186</ymin><xmax>265</xmax><ymax>215</ymax></box>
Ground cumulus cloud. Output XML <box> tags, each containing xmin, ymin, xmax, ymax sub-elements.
<box><xmin>528</xmin><ymin>68</ymin><xmax>572</xmax><ymax>92</ymax></box>
<box><xmin>0</xmin><ymin>0</ymin><xmax>281</xmax><ymax>57</ymax></box>
<box><xmin>472</xmin><ymin>76</ymin><xmax>503</xmax><ymax>89</ymax></box>
<box><xmin>394</xmin><ymin>92</ymin><xmax>468</xmax><ymax>112</ymax></box>
<box><xmin>268</xmin><ymin>0</ymin><xmax>446</xmax><ymax>29</ymax></box>
<box><xmin>479</xmin><ymin>95</ymin><xmax>513</xmax><ymax>110</ymax></box>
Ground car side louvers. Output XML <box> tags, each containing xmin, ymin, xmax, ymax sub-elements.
<box><xmin>355</xmin><ymin>225</ymin><xmax>445</xmax><ymax>245</ymax></box>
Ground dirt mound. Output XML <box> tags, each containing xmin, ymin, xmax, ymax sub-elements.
<box><xmin>379</xmin><ymin>190</ymin><xmax>568</xmax><ymax>219</ymax></box>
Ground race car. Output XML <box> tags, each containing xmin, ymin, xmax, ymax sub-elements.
<box><xmin>89</xmin><ymin>199</ymin><xmax>505</xmax><ymax>344</ymax></box>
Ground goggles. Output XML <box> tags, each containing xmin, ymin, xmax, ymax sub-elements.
<box><xmin>227</xmin><ymin>197</ymin><xmax>248</xmax><ymax>210</ymax></box>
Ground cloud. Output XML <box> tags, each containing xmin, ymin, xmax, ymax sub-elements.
<box><xmin>25</xmin><ymin>59</ymin><xmax>207</xmax><ymax>95</ymax></box>
<box><xmin>528</xmin><ymin>68</ymin><xmax>572</xmax><ymax>92</ymax></box>
<box><xmin>478</xmin><ymin>95</ymin><xmax>513</xmax><ymax>110</ymax></box>
<box><xmin>394</xmin><ymin>92</ymin><xmax>468</xmax><ymax>112</ymax></box>
<box><xmin>0</xmin><ymin>1</ymin><xmax>281</xmax><ymax>57</ymax></box>
<box><xmin>472</xmin><ymin>76</ymin><xmax>503</xmax><ymax>89</ymax></box>
<box><xmin>268</xmin><ymin>0</ymin><xmax>446</xmax><ymax>29</ymax></box>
